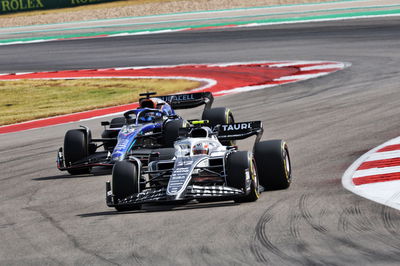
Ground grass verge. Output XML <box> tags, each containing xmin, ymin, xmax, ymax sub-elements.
<box><xmin>0</xmin><ymin>78</ymin><xmax>200</xmax><ymax>126</ymax></box>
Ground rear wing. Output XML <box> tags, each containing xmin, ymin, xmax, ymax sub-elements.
<box><xmin>217</xmin><ymin>121</ymin><xmax>264</xmax><ymax>143</ymax></box>
<box><xmin>158</xmin><ymin>92</ymin><xmax>213</xmax><ymax>110</ymax></box>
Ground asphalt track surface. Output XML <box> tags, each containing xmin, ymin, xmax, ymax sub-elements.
<box><xmin>0</xmin><ymin>17</ymin><xmax>400</xmax><ymax>265</ymax></box>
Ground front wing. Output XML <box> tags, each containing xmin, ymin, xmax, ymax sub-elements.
<box><xmin>57</xmin><ymin>148</ymin><xmax>112</xmax><ymax>171</ymax></box>
<box><xmin>57</xmin><ymin>148</ymin><xmax>154</xmax><ymax>172</ymax></box>
<box><xmin>106</xmin><ymin>183</ymin><xmax>245</xmax><ymax>207</ymax></box>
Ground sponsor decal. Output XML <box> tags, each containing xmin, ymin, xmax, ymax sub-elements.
<box><xmin>168</xmin><ymin>165</ymin><xmax>191</xmax><ymax>193</ymax></box>
<box><xmin>218</xmin><ymin>121</ymin><xmax>261</xmax><ymax>139</ymax></box>
<box><xmin>167</xmin><ymin>157</ymin><xmax>195</xmax><ymax>195</ymax></box>
<box><xmin>1</xmin><ymin>0</ymin><xmax>43</xmax><ymax>12</ymax></box>
<box><xmin>0</xmin><ymin>0</ymin><xmax>113</xmax><ymax>14</ymax></box>
<box><xmin>176</xmin><ymin>160</ymin><xmax>193</xmax><ymax>167</ymax></box>
<box><xmin>71</xmin><ymin>0</ymin><xmax>105</xmax><ymax>5</ymax></box>
<box><xmin>190</xmin><ymin>185</ymin><xmax>243</xmax><ymax>196</ymax></box>
<box><xmin>221</xmin><ymin>123</ymin><xmax>252</xmax><ymax>131</ymax></box>
<box><xmin>160</xmin><ymin>94</ymin><xmax>195</xmax><ymax>102</ymax></box>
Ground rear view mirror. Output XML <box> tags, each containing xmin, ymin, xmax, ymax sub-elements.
<box><xmin>101</xmin><ymin>121</ymin><xmax>110</xmax><ymax>126</ymax></box>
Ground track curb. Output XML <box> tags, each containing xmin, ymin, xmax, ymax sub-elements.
<box><xmin>0</xmin><ymin>60</ymin><xmax>349</xmax><ymax>134</ymax></box>
<box><xmin>342</xmin><ymin>137</ymin><xmax>400</xmax><ymax>210</ymax></box>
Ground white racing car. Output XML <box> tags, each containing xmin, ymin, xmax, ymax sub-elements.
<box><xmin>106</xmin><ymin>120</ymin><xmax>292</xmax><ymax>211</ymax></box>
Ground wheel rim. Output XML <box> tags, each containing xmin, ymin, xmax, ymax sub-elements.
<box><xmin>283</xmin><ymin>146</ymin><xmax>291</xmax><ymax>181</ymax></box>
<box><xmin>251</xmin><ymin>157</ymin><xmax>260</xmax><ymax>197</ymax></box>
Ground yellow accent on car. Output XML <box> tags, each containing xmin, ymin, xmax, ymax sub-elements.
<box><xmin>191</xmin><ymin>120</ymin><xmax>209</xmax><ymax>125</ymax></box>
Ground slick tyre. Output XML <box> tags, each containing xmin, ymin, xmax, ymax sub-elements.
<box><xmin>102</xmin><ymin>117</ymin><xmax>125</xmax><ymax>151</ymax></box>
<box><xmin>254</xmin><ymin>140</ymin><xmax>292</xmax><ymax>190</ymax></box>
<box><xmin>164</xmin><ymin>119</ymin><xmax>187</xmax><ymax>147</ymax></box>
<box><xmin>101</xmin><ymin>130</ymin><xmax>117</xmax><ymax>151</ymax></box>
<box><xmin>64</xmin><ymin>129</ymin><xmax>91</xmax><ymax>175</ymax></box>
<box><xmin>226</xmin><ymin>151</ymin><xmax>259</xmax><ymax>203</ymax></box>
<box><xmin>148</xmin><ymin>148</ymin><xmax>176</xmax><ymax>163</ymax></box>
<box><xmin>112</xmin><ymin>160</ymin><xmax>141</xmax><ymax>211</ymax></box>
<box><xmin>110</xmin><ymin>117</ymin><xmax>126</xmax><ymax>128</ymax></box>
<box><xmin>202</xmin><ymin>107</ymin><xmax>235</xmax><ymax>146</ymax></box>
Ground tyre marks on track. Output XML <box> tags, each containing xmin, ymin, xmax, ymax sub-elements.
<box><xmin>251</xmin><ymin>200</ymin><xmax>299</xmax><ymax>264</ymax></box>
<box><xmin>26</xmin><ymin>206</ymin><xmax>119</xmax><ymax>265</ymax></box>
<box><xmin>380</xmin><ymin>206</ymin><xmax>400</xmax><ymax>250</ymax></box>
<box><xmin>337</xmin><ymin>201</ymin><xmax>400</xmax><ymax>262</ymax></box>
<box><xmin>298</xmin><ymin>194</ymin><xmax>328</xmax><ymax>233</ymax></box>
<box><xmin>250</xmin><ymin>192</ymin><xmax>400</xmax><ymax>265</ymax></box>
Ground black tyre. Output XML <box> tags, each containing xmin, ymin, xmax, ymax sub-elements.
<box><xmin>101</xmin><ymin>129</ymin><xmax>118</xmax><ymax>151</ymax></box>
<box><xmin>64</xmin><ymin>129</ymin><xmax>91</xmax><ymax>175</ymax></box>
<box><xmin>101</xmin><ymin>117</ymin><xmax>125</xmax><ymax>151</ymax></box>
<box><xmin>254</xmin><ymin>140</ymin><xmax>292</xmax><ymax>190</ymax></box>
<box><xmin>164</xmin><ymin>119</ymin><xmax>187</xmax><ymax>147</ymax></box>
<box><xmin>202</xmin><ymin>107</ymin><xmax>235</xmax><ymax>145</ymax></box>
<box><xmin>149</xmin><ymin>148</ymin><xmax>176</xmax><ymax>163</ymax></box>
<box><xmin>226</xmin><ymin>151</ymin><xmax>259</xmax><ymax>203</ymax></box>
<box><xmin>112</xmin><ymin>160</ymin><xmax>141</xmax><ymax>211</ymax></box>
<box><xmin>110</xmin><ymin>117</ymin><xmax>126</xmax><ymax>128</ymax></box>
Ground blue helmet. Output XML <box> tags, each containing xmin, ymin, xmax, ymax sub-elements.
<box><xmin>138</xmin><ymin>110</ymin><xmax>162</xmax><ymax>123</ymax></box>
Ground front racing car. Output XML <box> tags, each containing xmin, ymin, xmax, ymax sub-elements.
<box><xmin>106</xmin><ymin>121</ymin><xmax>293</xmax><ymax>211</ymax></box>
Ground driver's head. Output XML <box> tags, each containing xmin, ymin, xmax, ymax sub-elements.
<box><xmin>139</xmin><ymin>112</ymin><xmax>155</xmax><ymax>122</ymax></box>
<box><xmin>192</xmin><ymin>142</ymin><xmax>209</xmax><ymax>155</ymax></box>
<box><xmin>140</xmin><ymin>98</ymin><xmax>157</xmax><ymax>109</ymax></box>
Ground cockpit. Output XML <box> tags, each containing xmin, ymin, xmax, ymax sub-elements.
<box><xmin>123</xmin><ymin>109</ymin><xmax>165</xmax><ymax>125</ymax></box>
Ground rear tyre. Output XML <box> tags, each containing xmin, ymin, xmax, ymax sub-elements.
<box><xmin>101</xmin><ymin>130</ymin><xmax>118</xmax><ymax>151</ymax></box>
<box><xmin>149</xmin><ymin>148</ymin><xmax>176</xmax><ymax>163</ymax></box>
<box><xmin>254</xmin><ymin>140</ymin><xmax>292</xmax><ymax>190</ymax></box>
<box><xmin>226</xmin><ymin>151</ymin><xmax>259</xmax><ymax>203</ymax></box>
<box><xmin>102</xmin><ymin>117</ymin><xmax>125</xmax><ymax>151</ymax></box>
<box><xmin>164</xmin><ymin>119</ymin><xmax>187</xmax><ymax>147</ymax></box>
<box><xmin>110</xmin><ymin>117</ymin><xmax>126</xmax><ymax>128</ymax></box>
<box><xmin>202</xmin><ymin>107</ymin><xmax>235</xmax><ymax>146</ymax></box>
<box><xmin>64</xmin><ymin>129</ymin><xmax>91</xmax><ymax>175</ymax></box>
<box><xmin>112</xmin><ymin>160</ymin><xmax>141</xmax><ymax>211</ymax></box>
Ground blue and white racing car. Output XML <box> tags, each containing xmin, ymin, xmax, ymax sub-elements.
<box><xmin>57</xmin><ymin>92</ymin><xmax>234</xmax><ymax>175</ymax></box>
<box><xmin>106</xmin><ymin>120</ymin><xmax>292</xmax><ymax>211</ymax></box>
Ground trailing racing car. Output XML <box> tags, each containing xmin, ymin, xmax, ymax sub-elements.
<box><xmin>57</xmin><ymin>92</ymin><xmax>235</xmax><ymax>175</ymax></box>
<box><xmin>106</xmin><ymin>120</ymin><xmax>292</xmax><ymax>211</ymax></box>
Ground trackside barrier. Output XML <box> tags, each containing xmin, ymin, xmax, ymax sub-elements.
<box><xmin>0</xmin><ymin>0</ymin><xmax>118</xmax><ymax>14</ymax></box>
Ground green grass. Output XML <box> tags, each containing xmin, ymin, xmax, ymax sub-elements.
<box><xmin>0</xmin><ymin>78</ymin><xmax>200</xmax><ymax>125</ymax></box>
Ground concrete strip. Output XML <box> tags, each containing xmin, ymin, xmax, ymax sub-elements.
<box><xmin>0</xmin><ymin>0</ymin><xmax>399</xmax><ymax>45</ymax></box>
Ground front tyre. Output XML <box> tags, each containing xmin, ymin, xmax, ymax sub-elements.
<box><xmin>63</xmin><ymin>129</ymin><xmax>91</xmax><ymax>175</ymax></box>
<box><xmin>226</xmin><ymin>151</ymin><xmax>259</xmax><ymax>203</ymax></box>
<box><xmin>254</xmin><ymin>140</ymin><xmax>292</xmax><ymax>190</ymax></box>
<box><xmin>112</xmin><ymin>160</ymin><xmax>141</xmax><ymax>211</ymax></box>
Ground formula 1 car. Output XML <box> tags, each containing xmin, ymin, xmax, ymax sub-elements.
<box><xmin>106</xmin><ymin>120</ymin><xmax>292</xmax><ymax>211</ymax></box>
<box><xmin>57</xmin><ymin>92</ymin><xmax>235</xmax><ymax>175</ymax></box>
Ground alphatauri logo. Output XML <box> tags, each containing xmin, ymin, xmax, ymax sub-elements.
<box><xmin>221</xmin><ymin>123</ymin><xmax>252</xmax><ymax>131</ymax></box>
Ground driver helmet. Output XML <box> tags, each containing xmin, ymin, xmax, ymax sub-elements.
<box><xmin>192</xmin><ymin>142</ymin><xmax>209</xmax><ymax>155</ymax></box>
<box><xmin>139</xmin><ymin>112</ymin><xmax>156</xmax><ymax>122</ymax></box>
